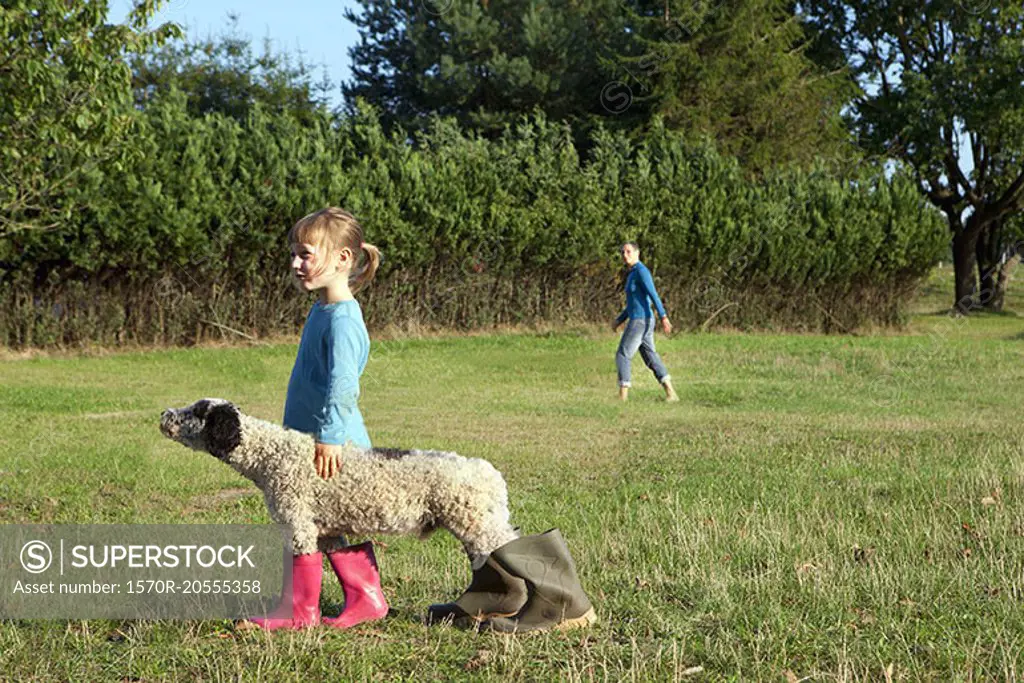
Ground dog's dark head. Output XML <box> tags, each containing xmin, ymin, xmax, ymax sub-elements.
<box><xmin>160</xmin><ymin>398</ymin><xmax>242</xmax><ymax>460</ymax></box>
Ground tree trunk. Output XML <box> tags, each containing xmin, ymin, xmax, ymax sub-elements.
<box><xmin>992</xmin><ymin>255</ymin><xmax>1016</xmax><ymax>312</ymax></box>
<box><xmin>975</xmin><ymin>218</ymin><xmax>1003</xmax><ymax>310</ymax></box>
<box><xmin>951</xmin><ymin>216</ymin><xmax>981</xmax><ymax>314</ymax></box>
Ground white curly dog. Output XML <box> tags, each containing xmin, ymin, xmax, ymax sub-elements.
<box><xmin>159</xmin><ymin>398</ymin><xmax>519</xmax><ymax>561</ymax></box>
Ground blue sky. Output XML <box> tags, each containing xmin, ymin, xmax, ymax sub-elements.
<box><xmin>107</xmin><ymin>0</ymin><xmax>362</xmax><ymax>107</ymax></box>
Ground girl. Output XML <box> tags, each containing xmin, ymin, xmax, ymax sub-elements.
<box><xmin>246</xmin><ymin>207</ymin><xmax>387</xmax><ymax>631</ymax></box>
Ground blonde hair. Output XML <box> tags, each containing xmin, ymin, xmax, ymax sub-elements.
<box><xmin>288</xmin><ymin>207</ymin><xmax>381</xmax><ymax>293</ymax></box>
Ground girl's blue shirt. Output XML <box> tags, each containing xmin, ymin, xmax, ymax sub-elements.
<box><xmin>615</xmin><ymin>261</ymin><xmax>667</xmax><ymax>324</ymax></box>
<box><xmin>283</xmin><ymin>299</ymin><xmax>371</xmax><ymax>448</ymax></box>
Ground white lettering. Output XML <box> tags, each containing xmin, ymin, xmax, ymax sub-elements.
<box><xmin>179</xmin><ymin>545</ymin><xmax>196</xmax><ymax>568</ymax></box>
<box><xmin>89</xmin><ymin>545</ymin><xmax>108</xmax><ymax>568</ymax></box>
<box><xmin>12</xmin><ymin>580</ymin><xmax>54</xmax><ymax>594</ymax></box>
<box><xmin>25</xmin><ymin>545</ymin><xmax>47</xmax><ymax>569</ymax></box>
<box><xmin>236</xmin><ymin>545</ymin><xmax>255</xmax><ymax>568</ymax></box>
<box><xmin>196</xmin><ymin>546</ymin><xmax>216</xmax><ymax>568</ymax></box>
<box><xmin>51</xmin><ymin>542</ymin><xmax>256</xmax><ymax>570</ymax></box>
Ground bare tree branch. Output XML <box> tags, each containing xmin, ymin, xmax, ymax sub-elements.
<box><xmin>943</xmin><ymin>126</ymin><xmax>978</xmax><ymax>206</ymax></box>
<box><xmin>990</xmin><ymin>166</ymin><xmax>1024</xmax><ymax>220</ymax></box>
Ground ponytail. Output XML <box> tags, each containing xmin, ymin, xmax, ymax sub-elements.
<box><xmin>351</xmin><ymin>242</ymin><xmax>381</xmax><ymax>293</ymax></box>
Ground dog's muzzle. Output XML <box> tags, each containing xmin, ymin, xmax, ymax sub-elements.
<box><xmin>159</xmin><ymin>410</ymin><xmax>177</xmax><ymax>438</ymax></box>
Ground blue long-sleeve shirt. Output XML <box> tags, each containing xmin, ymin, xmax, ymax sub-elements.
<box><xmin>283</xmin><ymin>300</ymin><xmax>371</xmax><ymax>447</ymax></box>
<box><xmin>616</xmin><ymin>262</ymin><xmax>667</xmax><ymax>324</ymax></box>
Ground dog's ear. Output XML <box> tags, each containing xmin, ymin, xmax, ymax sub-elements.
<box><xmin>203</xmin><ymin>403</ymin><xmax>241</xmax><ymax>459</ymax></box>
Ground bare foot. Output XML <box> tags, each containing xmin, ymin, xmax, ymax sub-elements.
<box><xmin>663</xmin><ymin>380</ymin><xmax>679</xmax><ymax>402</ymax></box>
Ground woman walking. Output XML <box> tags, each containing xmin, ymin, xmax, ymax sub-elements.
<box><xmin>612</xmin><ymin>242</ymin><xmax>679</xmax><ymax>402</ymax></box>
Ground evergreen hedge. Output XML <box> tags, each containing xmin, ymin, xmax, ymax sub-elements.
<box><xmin>0</xmin><ymin>95</ymin><xmax>946</xmax><ymax>348</ymax></box>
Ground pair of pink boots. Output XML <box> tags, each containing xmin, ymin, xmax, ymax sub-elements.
<box><xmin>243</xmin><ymin>541</ymin><xmax>388</xmax><ymax>631</ymax></box>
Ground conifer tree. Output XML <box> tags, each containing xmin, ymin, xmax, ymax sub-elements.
<box><xmin>343</xmin><ymin>0</ymin><xmax>853</xmax><ymax>169</ymax></box>
<box><xmin>611</xmin><ymin>0</ymin><xmax>854</xmax><ymax>169</ymax></box>
<box><xmin>129</xmin><ymin>15</ymin><xmax>330</xmax><ymax>125</ymax></box>
<box><xmin>343</xmin><ymin>0</ymin><xmax>625</xmax><ymax>139</ymax></box>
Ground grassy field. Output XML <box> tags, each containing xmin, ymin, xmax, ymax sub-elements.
<box><xmin>1</xmin><ymin>268</ymin><xmax>1023</xmax><ymax>681</ymax></box>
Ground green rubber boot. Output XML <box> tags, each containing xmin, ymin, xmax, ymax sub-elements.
<box><xmin>481</xmin><ymin>528</ymin><xmax>597</xmax><ymax>633</ymax></box>
<box><xmin>426</xmin><ymin>555</ymin><xmax>528</xmax><ymax>626</ymax></box>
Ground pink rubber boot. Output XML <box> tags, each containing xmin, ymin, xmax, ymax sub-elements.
<box><xmin>242</xmin><ymin>552</ymin><xmax>323</xmax><ymax>630</ymax></box>
<box><xmin>322</xmin><ymin>542</ymin><xmax>389</xmax><ymax>628</ymax></box>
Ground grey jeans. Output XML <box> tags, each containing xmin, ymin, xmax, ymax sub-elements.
<box><xmin>616</xmin><ymin>317</ymin><xmax>670</xmax><ymax>387</ymax></box>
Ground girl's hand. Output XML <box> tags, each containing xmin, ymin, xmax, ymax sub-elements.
<box><xmin>314</xmin><ymin>442</ymin><xmax>341</xmax><ymax>479</ymax></box>
<box><xmin>661</xmin><ymin>317</ymin><xmax>673</xmax><ymax>335</ymax></box>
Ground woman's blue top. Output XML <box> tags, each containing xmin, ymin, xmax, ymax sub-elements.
<box><xmin>615</xmin><ymin>262</ymin><xmax>667</xmax><ymax>323</ymax></box>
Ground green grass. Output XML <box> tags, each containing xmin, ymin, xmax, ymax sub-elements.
<box><xmin>1</xmin><ymin>268</ymin><xmax>1023</xmax><ymax>681</ymax></box>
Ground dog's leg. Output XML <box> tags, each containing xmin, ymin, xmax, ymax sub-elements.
<box><xmin>453</xmin><ymin>508</ymin><xmax>520</xmax><ymax>560</ymax></box>
<box><xmin>317</xmin><ymin>536</ymin><xmax>349</xmax><ymax>554</ymax></box>
<box><xmin>289</xmin><ymin>518</ymin><xmax>321</xmax><ymax>556</ymax></box>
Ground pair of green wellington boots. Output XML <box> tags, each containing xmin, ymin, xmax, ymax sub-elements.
<box><xmin>427</xmin><ymin>528</ymin><xmax>597</xmax><ymax>633</ymax></box>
